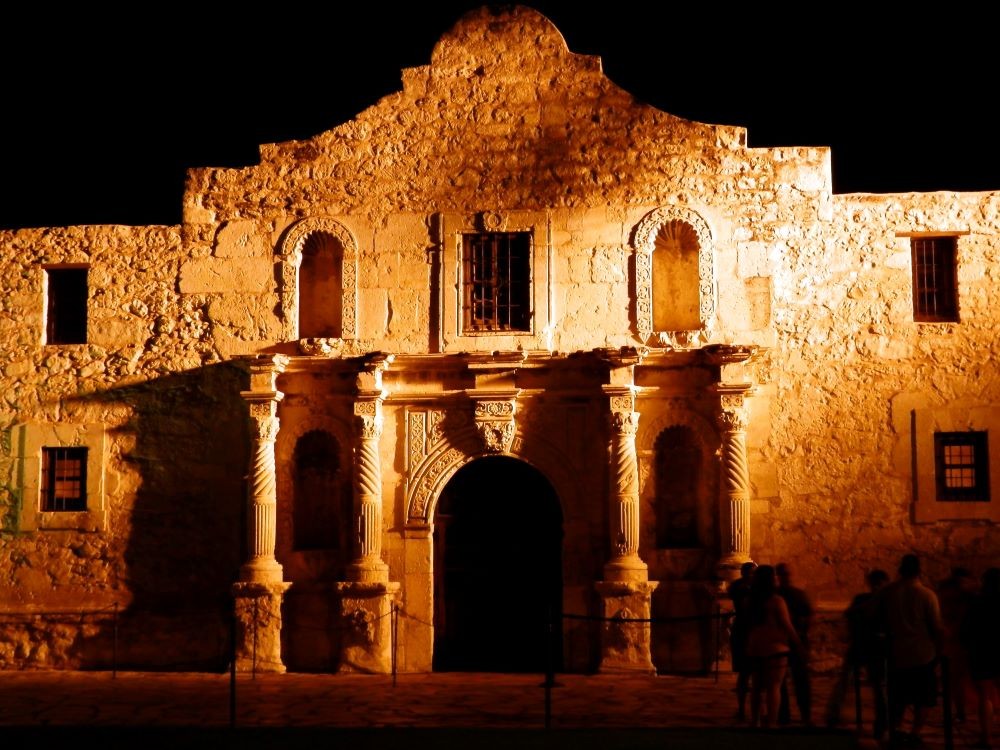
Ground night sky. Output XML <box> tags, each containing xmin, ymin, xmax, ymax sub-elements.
<box><xmin>2</xmin><ymin>2</ymin><xmax>996</xmax><ymax>230</ymax></box>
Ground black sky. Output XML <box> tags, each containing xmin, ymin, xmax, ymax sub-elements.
<box><xmin>2</xmin><ymin>2</ymin><xmax>997</xmax><ymax>230</ymax></box>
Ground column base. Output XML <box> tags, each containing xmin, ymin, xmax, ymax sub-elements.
<box><xmin>239</xmin><ymin>557</ymin><xmax>285</xmax><ymax>585</ymax></box>
<box><xmin>716</xmin><ymin>554</ymin><xmax>753</xmax><ymax>588</ymax></box>
<box><xmin>335</xmin><ymin>580</ymin><xmax>401</xmax><ymax>674</ymax></box>
<box><xmin>603</xmin><ymin>554</ymin><xmax>649</xmax><ymax>583</ymax></box>
<box><xmin>232</xmin><ymin>580</ymin><xmax>292</xmax><ymax>673</ymax></box>
<box><xmin>345</xmin><ymin>557</ymin><xmax>390</xmax><ymax>584</ymax></box>
<box><xmin>595</xmin><ymin>580</ymin><xmax>659</xmax><ymax>674</ymax></box>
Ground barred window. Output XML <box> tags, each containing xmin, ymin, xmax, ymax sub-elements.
<box><xmin>461</xmin><ymin>232</ymin><xmax>531</xmax><ymax>333</ymax></box>
<box><xmin>911</xmin><ymin>237</ymin><xmax>958</xmax><ymax>322</ymax></box>
<box><xmin>41</xmin><ymin>447</ymin><xmax>88</xmax><ymax>512</ymax></box>
<box><xmin>935</xmin><ymin>432</ymin><xmax>989</xmax><ymax>502</ymax></box>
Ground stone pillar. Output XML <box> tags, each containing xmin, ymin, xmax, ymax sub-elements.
<box><xmin>234</xmin><ymin>354</ymin><xmax>290</xmax><ymax>673</ymax></box>
<box><xmin>346</xmin><ymin>397</ymin><xmax>389</xmax><ymax>583</ymax></box>
<box><xmin>602</xmin><ymin>391</ymin><xmax>646</xmax><ymax>582</ymax></box>
<box><xmin>703</xmin><ymin>344</ymin><xmax>758</xmax><ymax>584</ymax></box>
<box><xmin>716</xmin><ymin>391</ymin><xmax>753</xmax><ymax>578</ymax></box>
<box><xmin>594</xmin><ymin>348</ymin><xmax>657</xmax><ymax>674</ymax></box>
<box><xmin>339</xmin><ymin>353</ymin><xmax>399</xmax><ymax>673</ymax></box>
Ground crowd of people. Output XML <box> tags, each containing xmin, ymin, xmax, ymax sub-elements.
<box><xmin>727</xmin><ymin>554</ymin><xmax>1000</xmax><ymax>750</ymax></box>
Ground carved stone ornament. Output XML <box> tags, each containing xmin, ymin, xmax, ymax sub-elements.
<box><xmin>297</xmin><ymin>338</ymin><xmax>345</xmax><ymax>357</ymax></box>
<box><xmin>357</xmin><ymin>415</ymin><xmax>384</xmax><ymax>440</ymax></box>
<box><xmin>609</xmin><ymin>394</ymin><xmax>634</xmax><ymax>414</ymax></box>
<box><xmin>477</xmin><ymin>211</ymin><xmax>507</xmax><ymax>232</ymax></box>
<box><xmin>610</xmin><ymin>411</ymin><xmax>639</xmax><ymax>436</ymax></box>
<box><xmin>632</xmin><ymin>206</ymin><xmax>716</xmax><ymax>340</ymax></box>
<box><xmin>476</xmin><ymin>420</ymin><xmax>516</xmax><ymax>454</ymax></box>
<box><xmin>472</xmin><ymin>399</ymin><xmax>517</xmax><ymax>454</ymax></box>
<box><xmin>253</xmin><ymin>416</ymin><xmax>280</xmax><ymax>442</ymax></box>
<box><xmin>718</xmin><ymin>407</ymin><xmax>748</xmax><ymax>433</ymax></box>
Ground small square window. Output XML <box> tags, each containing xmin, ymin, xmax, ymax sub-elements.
<box><xmin>935</xmin><ymin>432</ymin><xmax>989</xmax><ymax>502</ymax></box>
<box><xmin>911</xmin><ymin>237</ymin><xmax>958</xmax><ymax>323</ymax></box>
<box><xmin>41</xmin><ymin>447</ymin><xmax>88</xmax><ymax>512</ymax></box>
<box><xmin>461</xmin><ymin>232</ymin><xmax>531</xmax><ymax>333</ymax></box>
<box><xmin>45</xmin><ymin>267</ymin><xmax>89</xmax><ymax>344</ymax></box>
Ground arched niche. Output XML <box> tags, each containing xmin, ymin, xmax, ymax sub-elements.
<box><xmin>632</xmin><ymin>206</ymin><xmax>715</xmax><ymax>342</ymax></box>
<box><xmin>277</xmin><ymin>218</ymin><xmax>359</xmax><ymax>342</ymax></box>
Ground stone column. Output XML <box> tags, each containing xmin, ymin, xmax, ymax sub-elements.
<box><xmin>603</xmin><ymin>391</ymin><xmax>646</xmax><ymax>581</ymax></box>
<box><xmin>233</xmin><ymin>354</ymin><xmax>291</xmax><ymax>673</ymax></box>
<box><xmin>594</xmin><ymin>348</ymin><xmax>657</xmax><ymax>674</ymax></box>
<box><xmin>716</xmin><ymin>391</ymin><xmax>752</xmax><ymax>577</ymax></box>
<box><xmin>346</xmin><ymin>397</ymin><xmax>389</xmax><ymax>583</ymax></box>
<box><xmin>338</xmin><ymin>353</ymin><xmax>399</xmax><ymax>673</ymax></box>
<box><xmin>703</xmin><ymin>344</ymin><xmax>758</xmax><ymax>584</ymax></box>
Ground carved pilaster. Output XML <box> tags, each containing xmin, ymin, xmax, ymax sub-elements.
<box><xmin>335</xmin><ymin>581</ymin><xmax>401</xmax><ymax>674</ymax></box>
<box><xmin>595</xmin><ymin>581</ymin><xmax>659</xmax><ymax>674</ymax></box>
<box><xmin>232</xmin><ymin>581</ymin><xmax>292</xmax><ymax>673</ymax></box>
<box><xmin>238</xmin><ymin>355</ymin><xmax>288</xmax><ymax>585</ymax></box>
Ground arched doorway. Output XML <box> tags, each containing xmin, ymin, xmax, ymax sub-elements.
<box><xmin>433</xmin><ymin>456</ymin><xmax>563</xmax><ymax>672</ymax></box>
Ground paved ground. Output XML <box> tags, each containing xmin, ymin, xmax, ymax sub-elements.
<box><xmin>0</xmin><ymin>669</ymin><xmax>975</xmax><ymax>749</ymax></box>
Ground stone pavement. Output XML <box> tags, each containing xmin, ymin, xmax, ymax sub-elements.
<box><xmin>0</xmin><ymin>669</ymin><xmax>970</xmax><ymax>749</ymax></box>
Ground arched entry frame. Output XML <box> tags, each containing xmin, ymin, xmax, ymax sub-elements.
<box><xmin>401</xmin><ymin>423</ymin><xmax>583</xmax><ymax>672</ymax></box>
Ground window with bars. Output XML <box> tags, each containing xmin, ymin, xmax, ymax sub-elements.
<box><xmin>41</xmin><ymin>447</ymin><xmax>88</xmax><ymax>512</ymax></box>
<box><xmin>935</xmin><ymin>432</ymin><xmax>989</xmax><ymax>502</ymax></box>
<box><xmin>461</xmin><ymin>232</ymin><xmax>531</xmax><ymax>333</ymax></box>
<box><xmin>911</xmin><ymin>237</ymin><xmax>958</xmax><ymax>322</ymax></box>
<box><xmin>45</xmin><ymin>267</ymin><xmax>89</xmax><ymax>344</ymax></box>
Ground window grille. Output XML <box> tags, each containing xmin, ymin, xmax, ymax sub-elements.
<box><xmin>41</xmin><ymin>447</ymin><xmax>88</xmax><ymax>512</ymax></box>
<box><xmin>911</xmin><ymin>237</ymin><xmax>958</xmax><ymax>322</ymax></box>
<box><xmin>935</xmin><ymin>431</ymin><xmax>989</xmax><ymax>502</ymax></box>
<box><xmin>461</xmin><ymin>232</ymin><xmax>531</xmax><ymax>333</ymax></box>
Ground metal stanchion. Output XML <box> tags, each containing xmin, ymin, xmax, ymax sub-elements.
<box><xmin>112</xmin><ymin>602</ymin><xmax>119</xmax><ymax>679</ymax></box>
<box><xmin>391</xmin><ymin>602</ymin><xmax>398</xmax><ymax>688</ymax></box>
<box><xmin>853</xmin><ymin>663</ymin><xmax>862</xmax><ymax>732</ymax></box>
<box><xmin>714</xmin><ymin>606</ymin><xmax>721</xmax><ymax>683</ymax></box>
<box><xmin>229</xmin><ymin>614</ymin><xmax>237</xmax><ymax>729</ymax></box>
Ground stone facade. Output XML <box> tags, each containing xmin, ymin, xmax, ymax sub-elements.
<box><xmin>1</xmin><ymin>6</ymin><xmax>997</xmax><ymax>674</ymax></box>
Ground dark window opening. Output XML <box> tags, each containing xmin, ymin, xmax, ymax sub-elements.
<box><xmin>461</xmin><ymin>232</ymin><xmax>531</xmax><ymax>333</ymax></box>
<box><xmin>935</xmin><ymin>431</ymin><xmax>989</xmax><ymax>502</ymax></box>
<box><xmin>654</xmin><ymin>426</ymin><xmax>701</xmax><ymax>548</ymax></box>
<box><xmin>45</xmin><ymin>267</ymin><xmax>89</xmax><ymax>344</ymax></box>
<box><xmin>41</xmin><ymin>447</ymin><xmax>87</xmax><ymax>512</ymax></box>
<box><xmin>912</xmin><ymin>237</ymin><xmax>958</xmax><ymax>322</ymax></box>
<box><xmin>293</xmin><ymin>430</ymin><xmax>343</xmax><ymax>550</ymax></box>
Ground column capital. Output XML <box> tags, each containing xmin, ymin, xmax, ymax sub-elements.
<box><xmin>356</xmin><ymin>351</ymin><xmax>394</xmax><ymax>391</ymax></box>
<box><xmin>603</xmin><ymin>386</ymin><xmax>636</xmax><ymax>415</ymax></box>
<box><xmin>234</xmin><ymin>353</ymin><xmax>289</xmax><ymax>394</ymax></box>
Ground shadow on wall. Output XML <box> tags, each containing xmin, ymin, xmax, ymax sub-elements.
<box><xmin>66</xmin><ymin>362</ymin><xmax>249</xmax><ymax>671</ymax></box>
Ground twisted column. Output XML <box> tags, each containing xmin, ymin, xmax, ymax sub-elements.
<box><xmin>718</xmin><ymin>395</ymin><xmax>751</xmax><ymax>569</ymax></box>
<box><xmin>603</xmin><ymin>392</ymin><xmax>647</xmax><ymax>582</ymax></box>
<box><xmin>348</xmin><ymin>400</ymin><xmax>389</xmax><ymax>582</ymax></box>
<box><xmin>239</xmin><ymin>392</ymin><xmax>285</xmax><ymax>584</ymax></box>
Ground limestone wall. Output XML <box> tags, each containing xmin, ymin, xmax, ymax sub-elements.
<box><xmin>757</xmin><ymin>190</ymin><xmax>1000</xmax><ymax>600</ymax></box>
<box><xmin>0</xmin><ymin>224</ymin><xmax>247</xmax><ymax>668</ymax></box>
<box><xmin>174</xmin><ymin>6</ymin><xmax>829</xmax><ymax>357</ymax></box>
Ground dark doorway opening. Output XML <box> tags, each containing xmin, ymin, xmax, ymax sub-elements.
<box><xmin>433</xmin><ymin>456</ymin><xmax>563</xmax><ymax>673</ymax></box>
